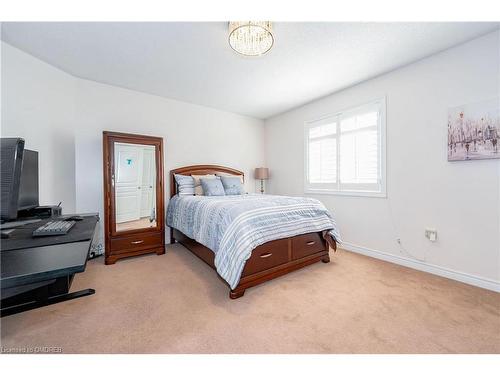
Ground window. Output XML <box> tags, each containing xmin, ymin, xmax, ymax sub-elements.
<box><xmin>304</xmin><ymin>98</ymin><xmax>386</xmax><ymax>197</ymax></box>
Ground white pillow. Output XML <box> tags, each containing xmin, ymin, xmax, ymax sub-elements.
<box><xmin>216</xmin><ymin>172</ymin><xmax>244</xmax><ymax>184</ymax></box>
<box><xmin>191</xmin><ymin>174</ymin><xmax>217</xmax><ymax>196</ymax></box>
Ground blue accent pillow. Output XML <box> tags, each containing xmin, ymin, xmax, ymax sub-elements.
<box><xmin>200</xmin><ymin>178</ymin><xmax>226</xmax><ymax>196</ymax></box>
<box><xmin>220</xmin><ymin>176</ymin><xmax>244</xmax><ymax>195</ymax></box>
<box><xmin>174</xmin><ymin>174</ymin><xmax>195</xmax><ymax>195</ymax></box>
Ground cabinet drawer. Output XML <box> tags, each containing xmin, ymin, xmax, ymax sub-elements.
<box><xmin>110</xmin><ymin>232</ymin><xmax>163</xmax><ymax>254</ymax></box>
<box><xmin>242</xmin><ymin>238</ymin><xmax>290</xmax><ymax>276</ymax></box>
<box><xmin>292</xmin><ymin>232</ymin><xmax>325</xmax><ymax>260</ymax></box>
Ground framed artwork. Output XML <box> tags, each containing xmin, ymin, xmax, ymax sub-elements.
<box><xmin>448</xmin><ymin>98</ymin><xmax>499</xmax><ymax>161</ymax></box>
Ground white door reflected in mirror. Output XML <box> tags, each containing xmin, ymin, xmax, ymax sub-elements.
<box><xmin>114</xmin><ymin>142</ymin><xmax>157</xmax><ymax>232</ymax></box>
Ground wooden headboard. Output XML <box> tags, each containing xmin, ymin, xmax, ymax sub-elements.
<box><xmin>169</xmin><ymin>164</ymin><xmax>244</xmax><ymax>198</ymax></box>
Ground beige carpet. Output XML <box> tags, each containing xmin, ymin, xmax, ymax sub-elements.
<box><xmin>116</xmin><ymin>217</ymin><xmax>157</xmax><ymax>232</ymax></box>
<box><xmin>1</xmin><ymin>244</ymin><xmax>499</xmax><ymax>353</ymax></box>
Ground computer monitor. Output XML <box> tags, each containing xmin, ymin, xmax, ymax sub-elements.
<box><xmin>0</xmin><ymin>138</ymin><xmax>39</xmax><ymax>221</ymax></box>
<box><xmin>18</xmin><ymin>150</ymin><xmax>39</xmax><ymax>211</ymax></box>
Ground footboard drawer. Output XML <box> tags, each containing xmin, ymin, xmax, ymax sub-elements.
<box><xmin>242</xmin><ymin>238</ymin><xmax>290</xmax><ymax>276</ymax></box>
<box><xmin>292</xmin><ymin>232</ymin><xmax>326</xmax><ymax>260</ymax></box>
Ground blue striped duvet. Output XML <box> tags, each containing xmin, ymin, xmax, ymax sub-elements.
<box><xmin>166</xmin><ymin>194</ymin><xmax>340</xmax><ymax>289</ymax></box>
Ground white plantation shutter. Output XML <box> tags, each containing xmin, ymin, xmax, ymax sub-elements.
<box><xmin>308</xmin><ymin>138</ymin><xmax>336</xmax><ymax>183</ymax></box>
<box><xmin>305</xmin><ymin>99</ymin><xmax>386</xmax><ymax>196</ymax></box>
<box><xmin>308</xmin><ymin>121</ymin><xmax>337</xmax><ymax>185</ymax></box>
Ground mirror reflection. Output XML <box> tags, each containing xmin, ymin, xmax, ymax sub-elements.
<box><xmin>114</xmin><ymin>142</ymin><xmax>157</xmax><ymax>232</ymax></box>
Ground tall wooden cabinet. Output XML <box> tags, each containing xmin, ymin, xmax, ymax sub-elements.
<box><xmin>102</xmin><ymin>131</ymin><xmax>165</xmax><ymax>264</ymax></box>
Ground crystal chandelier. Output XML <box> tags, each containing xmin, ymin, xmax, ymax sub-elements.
<box><xmin>228</xmin><ymin>21</ymin><xmax>274</xmax><ymax>56</ymax></box>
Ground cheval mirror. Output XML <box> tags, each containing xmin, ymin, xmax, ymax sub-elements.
<box><xmin>102</xmin><ymin>131</ymin><xmax>165</xmax><ymax>265</ymax></box>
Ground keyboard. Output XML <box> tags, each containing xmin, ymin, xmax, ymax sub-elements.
<box><xmin>32</xmin><ymin>220</ymin><xmax>76</xmax><ymax>237</ymax></box>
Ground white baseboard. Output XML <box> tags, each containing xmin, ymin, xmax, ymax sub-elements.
<box><xmin>340</xmin><ymin>242</ymin><xmax>500</xmax><ymax>293</ymax></box>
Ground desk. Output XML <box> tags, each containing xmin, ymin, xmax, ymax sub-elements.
<box><xmin>1</xmin><ymin>214</ymin><xmax>99</xmax><ymax>317</ymax></box>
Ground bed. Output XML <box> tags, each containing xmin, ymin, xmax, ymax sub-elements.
<box><xmin>167</xmin><ymin>165</ymin><xmax>339</xmax><ymax>299</ymax></box>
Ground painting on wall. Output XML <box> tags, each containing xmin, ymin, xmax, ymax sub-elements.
<box><xmin>448</xmin><ymin>98</ymin><xmax>500</xmax><ymax>161</ymax></box>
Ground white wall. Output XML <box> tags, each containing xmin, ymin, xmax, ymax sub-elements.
<box><xmin>1</xmin><ymin>42</ymin><xmax>77</xmax><ymax>212</ymax></box>
<box><xmin>265</xmin><ymin>31</ymin><xmax>500</xmax><ymax>286</ymax></box>
<box><xmin>1</xmin><ymin>42</ymin><xmax>265</xmax><ymax>243</ymax></box>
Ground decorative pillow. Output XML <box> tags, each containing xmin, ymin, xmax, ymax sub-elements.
<box><xmin>200</xmin><ymin>178</ymin><xmax>226</xmax><ymax>196</ymax></box>
<box><xmin>220</xmin><ymin>176</ymin><xmax>244</xmax><ymax>195</ymax></box>
<box><xmin>191</xmin><ymin>174</ymin><xmax>217</xmax><ymax>195</ymax></box>
<box><xmin>174</xmin><ymin>174</ymin><xmax>195</xmax><ymax>195</ymax></box>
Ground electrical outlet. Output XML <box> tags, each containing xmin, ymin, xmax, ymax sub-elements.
<box><xmin>425</xmin><ymin>229</ymin><xmax>437</xmax><ymax>242</ymax></box>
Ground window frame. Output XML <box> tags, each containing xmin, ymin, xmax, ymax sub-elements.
<box><xmin>304</xmin><ymin>97</ymin><xmax>387</xmax><ymax>198</ymax></box>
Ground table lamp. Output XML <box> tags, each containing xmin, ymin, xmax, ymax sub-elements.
<box><xmin>254</xmin><ymin>167</ymin><xmax>269</xmax><ymax>194</ymax></box>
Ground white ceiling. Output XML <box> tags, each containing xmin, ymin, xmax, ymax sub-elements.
<box><xmin>2</xmin><ymin>22</ymin><xmax>498</xmax><ymax>119</ymax></box>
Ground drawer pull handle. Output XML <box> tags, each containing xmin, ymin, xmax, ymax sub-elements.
<box><xmin>260</xmin><ymin>252</ymin><xmax>272</xmax><ymax>258</ymax></box>
<box><xmin>306</xmin><ymin>241</ymin><xmax>316</xmax><ymax>246</ymax></box>
<box><xmin>131</xmin><ymin>240</ymin><xmax>144</xmax><ymax>244</ymax></box>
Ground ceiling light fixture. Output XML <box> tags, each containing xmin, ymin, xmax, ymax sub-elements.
<box><xmin>228</xmin><ymin>21</ymin><xmax>274</xmax><ymax>57</ymax></box>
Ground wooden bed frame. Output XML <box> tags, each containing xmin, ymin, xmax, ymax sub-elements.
<box><xmin>169</xmin><ymin>165</ymin><xmax>336</xmax><ymax>299</ymax></box>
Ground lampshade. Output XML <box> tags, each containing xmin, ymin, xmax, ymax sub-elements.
<box><xmin>254</xmin><ymin>167</ymin><xmax>269</xmax><ymax>180</ymax></box>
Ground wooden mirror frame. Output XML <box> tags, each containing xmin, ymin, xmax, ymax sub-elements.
<box><xmin>103</xmin><ymin>131</ymin><xmax>165</xmax><ymax>264</ymax></box>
